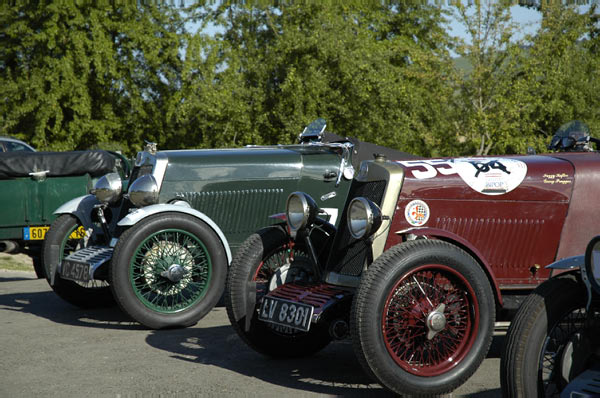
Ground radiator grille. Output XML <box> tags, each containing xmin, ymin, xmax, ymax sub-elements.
<box><xmin>327</xmin><ymin>180</ymin><xmax>387</xmax><ymax>276</ymax></box>
<box><xmin>177</xmin><ymin>189</ymin><xmax>284</xmax><ymax>234</ymax></box>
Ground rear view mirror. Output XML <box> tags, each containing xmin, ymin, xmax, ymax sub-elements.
<box><xmin>299</xmin><ymin>118</ymin><xmax>326</xmax><ymax>143</ymax></box>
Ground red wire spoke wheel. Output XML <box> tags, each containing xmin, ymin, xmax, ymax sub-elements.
<box><xmin>351</xmin><ymin>240</ymin><xmax>494</xmax><ymax>396</ymax></box>
<box><xmin>382</xmin><ymin>264</ymin><xmax>478</xmax><ymax>376</ymax></box>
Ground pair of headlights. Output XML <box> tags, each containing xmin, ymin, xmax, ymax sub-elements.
<box><xmin>286</xmin><ymin>192</ymin><xmax>382</xmax><ymax>240</ymax></box>
<box><xmin>92</xmin><ymin>173</ymin><xmax>159</xmax><ymax>208</ymax></box>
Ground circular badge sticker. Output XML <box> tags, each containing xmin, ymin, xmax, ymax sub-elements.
<box><xmin>405</xmin><ymin>200</ymin><xmax>430</xmax><ymax>227</ymax></box>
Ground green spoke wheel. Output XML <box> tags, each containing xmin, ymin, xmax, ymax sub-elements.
<box><xmin>111</xmin><ymin>213</ymin><xmax>227</xmax><ymax>329</ymax></box>
<box><xmin>129</xmin><ymin>229</ymin><xmax>212</xmax><ymax>313</ymax></box>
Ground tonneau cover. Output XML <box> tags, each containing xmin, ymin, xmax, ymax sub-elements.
<box><xmin>0</xmin><ymin>150</ymin><xmax>115</xmax><ymax>179</ymax></box>
<box><xmin>322</xmin><ymin>132</ymin><xmax>418</xmax><ymax>168</ymax></box>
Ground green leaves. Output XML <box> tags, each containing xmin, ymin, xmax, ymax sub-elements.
<box><xmin>0</xmin><ymin>2</ymin><xmax>186</xmax><ymax>155</ymax></box>
<box><xmin>451</xmin><ymin>2</ymin><xmax>599</xmax><ymax>155</ymax></box>
<box><xmin>1</xmin><ymin>2</ymin><xmax>598</xmax><ymax>157</ymax></box>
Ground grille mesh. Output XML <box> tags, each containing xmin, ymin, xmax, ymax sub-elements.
<box><xmin>327</xmin><ymin>180</ymin><xmax>386</xmax><ymax>275</ymax></box>
<box><xmin>178</xmin><ymin>189</ymin><xmax>284</xmax><ymax>233</ymax></box>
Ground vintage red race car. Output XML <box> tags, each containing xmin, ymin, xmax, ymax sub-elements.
<box><xmin>225</xmin><ymin>122</ymin><xmax>600</xmax><ymax>396</ymax></box>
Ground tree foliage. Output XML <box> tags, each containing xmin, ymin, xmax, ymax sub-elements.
<box><xmin>0</xmin><ymin>2</ymin><xmax>187</xmax><ymax>154</ymax></box>
<box><xmin>452</xmin><ymin>1</ymin><xmax>599</xmax><ymax>155</ymax></box>
<box><xmin>517</xmin><ymin>3</ymin><xmax>600</xmax><ymax>146</ymax></box>
<box><xmin>1</xmin><ymin>1</ymin><xmax>599</xmax><ymax>158</ymax></box>
<box><xmin>181</xmin><ymin>2</ymin><xmax>457</xmax><ymax>156</ymax></box>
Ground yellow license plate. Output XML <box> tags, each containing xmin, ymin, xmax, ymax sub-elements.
<box><xmin>24</xmin><ymin>226</ymin><xmax>49</xmax><ymax>240</ymax></box>
<box><xmin>69</xmin><ymin>226</ymin><xmax>86</xmax><ymax>239</ymax></box>
<box><xmin>24</xmin><ymin>225</ymin><xmax>86</xmax><ymax>240</ymax></box>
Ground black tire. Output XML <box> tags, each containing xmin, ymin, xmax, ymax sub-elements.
<box><xmin>42</xmin><ymin>214</ymin><xmax>114</xmax><ymax>308</ymax></box>
<box><xmin>32</xmin><ymin>255</ymin><xmax>45</xmax><ymax>279</ymax></box>
<box><xmin>351</xmin><ymin>240</ymin><xmax>495</xmax><ymax>396</ymax></box>
<box><xmin>500</xmin><ymin>275</ymin><xmax>590</xmax><ymax>397</ymax></box>
<box><xmin>110</xmin><ymin>213</ymin><xmax>227</xmax><ymax>329</ymax></box>
<box><xmin>226</xmin><ymin>226</ymin><xmax>331</xmax><ymax>358</ymax></box>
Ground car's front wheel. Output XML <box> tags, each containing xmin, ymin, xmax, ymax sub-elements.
<box><xmin>42</xmin><ymin>214</ymin><xmax>114</xmax><ymax>308</ymax></box>
<box><xmin>351</xmin><ymin>240</ymin><xmax>495</xmax><ymax>396</ymax></box>
<box><xmin>110</xmin><ymin>212</ymin><xmax>227</xmax><ymax>329</ymax></box>
<box><xmin>226</xmin><ymin>226</ymin><xmax>331</xmax><ymax>357</ymax></box>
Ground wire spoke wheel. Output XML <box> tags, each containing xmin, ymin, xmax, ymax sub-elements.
<box><xmin>111</xmin><ymin>213</ymin><xmax>227</xmax><ymax>329</ymax></box>
<box><xmin>226</xmin><ymin>227</ymin><xmax>332</xmax><ymax>357</ymax></box>
<box><xmin>499</xmin><ymin>276</ymin><xmax>600</xmax><ymax>397</ymax></box>
<box><xmin>129</xmin><ymin>228</ymin><xmax>211</xmax><ymax>313</ymax></box>
<box><xmin>382</xmin><ymin>264</ymin><xmax>477</xmax><ymax>376</ymax></box>
<box><xmin>352</xmin><ymin>240</ymin><xmax>494</xmax><ymax>396</ymax></box>
<box><xmin>540</xmin><ymin>306</ymin><xmax>590</xmax><ymax>396</ymax></box>
<box><xmin>43</xmin><ymin>214</ymin><xmax>114</xmax><ymax>308</ymax></box>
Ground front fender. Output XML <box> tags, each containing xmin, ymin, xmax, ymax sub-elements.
<box><xmin>118</xmin><ymin>204</ymin><xmax>232</xmax><ymax>264</ymax></box>
<box><xmin>396</xmin><ymin>227</ymin><xmax>503</xmax><ymax>307</ymax></box>
<box><xmin>53</xmin><ymin>194</ymin><xmax>99</xmax><ymax>231</ymax></box>
<box><xmin>545</xmin><ymin>255</ymin><xmax>584</xmax><ymax>270</ymax></box>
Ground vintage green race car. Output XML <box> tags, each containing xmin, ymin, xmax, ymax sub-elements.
<box><xmin>43</xmin><ymin>119</ymin><xmax>414</xmax><ymax>329</ymax></box>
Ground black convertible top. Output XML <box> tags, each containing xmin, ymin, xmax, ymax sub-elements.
<box><xmin>0</xmin><ymin>150</ymin><xmax>116</xmax><ymax>179</ymax></box>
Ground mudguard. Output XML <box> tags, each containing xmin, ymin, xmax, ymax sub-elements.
<box><xmin>396</xmin><ymin>226</ymin><xmax>503</xmax><ymax>306</ymax></box>
<box><xmin>117</xmin><ymin>203</ymin><xmax>233</xmax><ymax>264</ymax></box>
<box><xmin>545</xmin><ymin>254</ymin><xmax>584</xmax><ymax>270</ymax></box>
<box><xmin>53</xmin><ymin>194</ymin><xmax>100</xmax><ymax>233</ymax></box>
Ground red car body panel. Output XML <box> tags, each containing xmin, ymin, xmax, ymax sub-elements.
<box><xmin>386</xmin><ymin>153</ymin><xmax>600</xmax><ymax>293</ymax></box>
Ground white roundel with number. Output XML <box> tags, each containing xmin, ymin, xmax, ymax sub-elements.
<box><xmin>398</xmin><ymin>158</ymin><xmax>528</xmax><ymax>196</ymax></box>
<box><xmin>405</xmin><ymin>200</ymin><xmax>430</xmax><ymax>227</ymax></box>
<box><xmin>453</xmin><ymin>158</ymin><xmax>527</xmax><ymax>195</ymax></box>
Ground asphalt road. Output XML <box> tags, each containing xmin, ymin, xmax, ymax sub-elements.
<box><xmin>1</xmin><ymin>270</ymin><xmax>503</xmax><ymax>397</ymax></box>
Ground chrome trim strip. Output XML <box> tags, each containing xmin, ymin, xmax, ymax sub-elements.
<box><xmin>152</xmin><ymin>152</ymin><xmax>168</xmax><ymax>193</ymax></box>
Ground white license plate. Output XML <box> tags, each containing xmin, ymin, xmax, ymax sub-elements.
<box><xmin>258</xmin><ymin>296</ymin><xmax>314</xmax><ymax>332</ymax></box>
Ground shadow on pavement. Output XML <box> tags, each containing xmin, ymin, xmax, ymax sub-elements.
<box><xmin>146</xmin><ymin>324</ymin><xmax>391</xmax><ymax>397</ymax></box>
<box><xmin>145</xmin><ymin>321</ymin><xmax>504</xmax><ymax>397</ymax></box>
<box><xmin>0</xmin><ymin>289</ymin><xmax>144</xmax><ymax>330</ymax></box>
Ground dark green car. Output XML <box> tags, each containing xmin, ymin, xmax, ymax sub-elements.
<box><xmin>0</xmin><ymin>150</ymin><xmax>128</xmax><ymax>277</ymax></box>
<box><xmin>43</xmin><ymin>120</ymin><xmax>414</xmax><ymax>329</ymax></box>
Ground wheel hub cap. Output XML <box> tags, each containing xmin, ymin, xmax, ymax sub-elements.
<box><xmin>426</xmin><ymin>303</ymin><xmax>446</xmax><ymax>340</ymax></box>
<box><xmin>161</xmin><ymin>264</ymin><xmax>185</xmax><ymax>283</ymax></box>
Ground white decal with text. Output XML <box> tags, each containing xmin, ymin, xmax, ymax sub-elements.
<box><xmin>399</xmin><ymin>158</ymin><xmax>528</xmax><ymax>196</ymax></box>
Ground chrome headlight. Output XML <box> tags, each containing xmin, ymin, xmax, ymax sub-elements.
<box><xmin>92</xmin><ymin>173</ymin><xmax>122</xmax><ymax>205</ymax></box>
<box><xmin>585</xmin><ymin>235</ymin><xmax>600</xmax><ymax>294</ymax></box>
<box><xmin>128</xmin><ymin>174</ymin><xmax>159</xmax><ymax>208</ymax></box>
<box><xmin>286</xmin><ymin>192</ymin><xmax>318</xmax><ymax>233</ymax></box>
<box><xmin>347</xmin><ymin>197</ymin><xmax>382</xmax><ymax>240</ymax></box>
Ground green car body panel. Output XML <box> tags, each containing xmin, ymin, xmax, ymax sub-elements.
<box><xmin>0</xmin><ymin>175</ymin><xmax>90</xmax><ymax>240</ymax></box>
<box><xmin>143</xmin><ymin>146</ymin><xmax>352</xmax><ymax>254</ymax></box>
